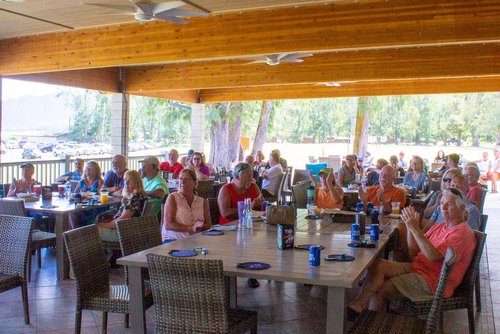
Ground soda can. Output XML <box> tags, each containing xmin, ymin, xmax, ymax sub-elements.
<box><xmin>351</xmin><ymin>223</ymin><xmax>360</xmax><ymax>241</ymax></box>
<box><xmin>370</xmin><ymin>224</ymin><xmax>380</xmax><ymax>241</ymax></box>
<box><xmin>309</xmin><ymin>245</ymin><xmax>321</xmax><ymax>266</ymax></box>
<box><xmin>371</xmin><ymin>210</ymin><xmax>379</xmax><ymax>225</ymax></box>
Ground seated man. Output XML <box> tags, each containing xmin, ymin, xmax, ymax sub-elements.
<box><xmin>358</xmin><ymin>165</ymin><xmax>406</xmax><ymax>214</ymax></box>
<box><xmin>102</xmin><ymin>154</ymin><xmax>128</xmax><ymax>197</ymax></box>
<box><xmin>7</xmin><ymin>162</ymin><xmax>41</xmax><ymax>196</ymax></box>
<box><xmin>56</xmin><ymin>158</ymin><xmax>84</xmax><ymax>182</ymax></box>
<box><xmin>366</xmin><ymin>158</ymin><xmax>388</xmax><ymax>186</ymax></box>
<box><xmin>261</xmin><ymin>150</ymin><xmax>284</xmax><ymax>198</ymax></box>
<box><xmin>463</xmin><ymin>162</ymin><xmax>484</xmax><ymax>210</ymax></box>
<box><xmin>159</xmin><ymin>149</ymin><xmax>184</xmax><ymax>179</ymax></box>
<box><xmin>348</xmin><ymin>189</ymin><xmax>476</xmax><ymax>314</ymax></box>
<box><xmin>140</xmin><ymin>156</ymin><xmax>169</xmax><ymax>217</ymax></box>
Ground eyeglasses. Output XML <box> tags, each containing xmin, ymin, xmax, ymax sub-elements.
<box><xmin>448</xmin><ymin>187</ymin><xmax>463</xmax><ymax>199</ymax></box>
<box><xmin>443</xmin><ymin>177</ymin><xmax>452</xmax><ymax>183</ymax></box>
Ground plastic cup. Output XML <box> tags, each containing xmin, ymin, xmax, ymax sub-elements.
<box><xmin>237</xmin><ymin>201</ymin><xmax>245</xmax><ymax>223</ymax></box>
<box><xmin>100</xmin><ymin>192</ymin><xmax>109</xmax><ymax>204</ymax></box>
<box><xmin>355</xmin><ymin>173</ymin><xmax>361</xmax><ymax>182</ymax></box>
<box><xmin>33</xmin><ymin>184</ymin><xmax>41</xmax><ymax>195</ymax></box>
<box><xmin>391</xmin><ymin>202</ymin><xmax>400</xmax><ymax>214</ymax></box>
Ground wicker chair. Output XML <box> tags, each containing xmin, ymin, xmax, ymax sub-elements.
<box><xmin>0</xmin><ymin>214</ymin><xmax>33</xmax><ymax>325</ymax></box>
<box><xmin>196</xmin><ymin>179</ymin><xmax>215</xmax><ymax>199</ymax></box>
<box><xmin>392</xmin><ymin>230</ymin><xmax>486</xmax><ymax>334</ymax></box>
<box><xmin>349</xmin><ymin>248</ymin><xmax>457</xmax><ymax>334</ymax></box>
<box><xmin>147</xmin><ymin>254</ymin><xmax>258</xmax><ymax>334</ymax></box>
<box><xmin>475</xmin><ymin>214</ymin><xmax>488</xmax><ymax>312</ymax></box>
<box><xmin>63</xmin><ymin>225</ymin><xmax>154</xmax><ymax>334</ymax></box>
<box><xmin>0</xmin><ymin>198</ymin><xmax>56</xmax><ymax>281</ymax></box>
<box><xmin>208</xmin><ymin>197</ymin><xmax>221</xmax><ymax>225</ymax></box>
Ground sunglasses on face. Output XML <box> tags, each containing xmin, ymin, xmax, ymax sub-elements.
<box><xmin>448</xmin><ymin>187</ymin><xmax>463</xmax><ymax>199</ymax></box>
<box><xmin>443</xmin><ymin>177</ymin><xmax>452</xmax><ymax>183</ymax></box>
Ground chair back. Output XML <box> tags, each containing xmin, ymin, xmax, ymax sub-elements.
<box><xmin>141</xmin><ymin>199</ymin><xmax>155</xmax><ymax>217</ymax></box>
<box><xmin>147</xmin><ymin>254</ymin><xmax>229</xmax><ymax>333</ymax></box>
<box><xmin>0</xmin><ymin>215</ymin><xmax>33</xmax><ymax>278</ymax></box>
<box><xmin>63</xmin><ymin>225</ymin><xmax>110</xmax><ymax>300</ymax></box>
<box><xmin>454</xmin><ymin>230</ymin><xmax>486</xmax><ymax>298</ymax></box>
<box><xmin>69</xmin><ymin>180</ymin><xmax>79</xmax><ymax>192</ymax></box>
<box><xmin>277</xmin><ymin>167</ymin><xmax>292</xmax><ymax>202</ymax></box>
<box><xmin>196</xmin><ymin>179</ymin><xmax>214</xmax><ymax>199</ymax></box>
<box><xmin>478</xmin><ymin>188</ymin><xmax>487</xmax><ymax>213</ymax></box>
<box><xmin>424</xmin><ymin>247</ymin><xmax>456</xmax><ymax>333</ymax></box>
<box><xmin>479</xmin><ymin>214</ymin><xmax>488</xmax><ymax>233</ymax></box>
<box><xmin>116</xmin><ymin>216</ymin><xmax>162</xmax><ymax>258</ymax></box>
<box><xmin>292</xmin><ymin>169</ymin><xmax>310</xmax><ymax>185</ymax></box>
<box><xmin>207</xmin><ymin>198</ymin><xmax>221</xmax><ymax>225</ymax></box>
<box><xmin>0</xmin><ymin>198</ymin><xmax>26</xmax><ymax>217</ymax></box>
<box><xmin>291</xmin><ymin>181</ymin><xmax>308</xmax><ymax>208</ymax></box>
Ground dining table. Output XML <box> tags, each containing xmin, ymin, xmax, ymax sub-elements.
<box><xmin>23</xmin><ymin>194</ymin><xmax>122</xmax><ymax>279</ymax></box>
<box><xmin>118</xmin><ymin>208</ymin><xmax>401</xmax><ymax>334</ymax></box>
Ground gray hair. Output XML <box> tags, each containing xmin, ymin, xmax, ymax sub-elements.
<box><xmin>442</xmin><ymin>189</ymin><xmax>466</xmax><ymax>207</ymax></box>
<box><xmin>462</xmin><ymin>162</ymin><xmax>480</xmax><ymax>181</ymax></box>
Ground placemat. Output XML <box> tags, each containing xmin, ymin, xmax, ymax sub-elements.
<box><xmin>348</xmin><ymin>241</ymin><xmax>376</xmax><ymax>248</ymax></box>
<box><xmin>202</xmin><ymin>230</ymin><xmax>224</xmax><ymax>236</ymax></box>
<box><xmin>325</xmin><ymin>254</ymin><xmax>355</xmax><ymax>262</ymax></box>
<box><xmin>168</xmin><ymin>249</ymin><xmax>197</xmax><ymax>257</ymax></box>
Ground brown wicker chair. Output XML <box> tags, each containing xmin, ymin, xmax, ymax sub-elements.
<box><xmin>147</xmin><ymin>254</ymin><xmax>258</xmax><ymax>334</ymax></box>
<box><xmin>63</xmin><ymin>225</ymin><xmax>154</xmax><ymax>334</ymax></box>
<box><xmin>0</xmin><ymin>198</ymin><xmax>56</xmax><ymax>281</ymax></box>
<box><xmin>349</xmin><ymin>248</ymin><xmax>456</xmax><ymax>334</ymax></box>
<box><xmin>208</xmin><ymin>197</ymin><xmax>221</xmax><ymax>225</ymax></box>
<box><xmin>392</xmin><ymin>230</ymin><xmax>486</xmax><ymax>334</ymax></box>
<box><xmin>0</xmin><ymin>214</ymin><xmax>33</xmax><ymax>325</ymax></box>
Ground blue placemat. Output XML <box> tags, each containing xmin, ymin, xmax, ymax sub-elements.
<box><xmin>325</xmin><ymin>254</ymin><xmax>355</xmax><ymax>262</ymax></box>
<box><xmin>202</xmin><ymin>230</ymin><xmax>224</xmax><ymax>236</ymax></box>
<box><xmin>236</xmin><ymin>262</ymin><xmax>271</xmax><ymax>270</ymax></box>
<box><xmin>168</xmin><ymin>249</ymin><xmax>197</xmax><ymax>257</ymax></box>
<box><xmin>40</xmin><ymin>204</ymin><xmax>58</xmax><ymax>209</ymax></box>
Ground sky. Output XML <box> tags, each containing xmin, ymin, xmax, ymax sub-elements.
<box><xmin>2</xmin><ymin>78</ymin><xmax>63</xmax><ymax>100</ymax></box>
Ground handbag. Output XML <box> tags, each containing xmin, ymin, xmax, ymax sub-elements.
<box><xmin>267</xmin><ymin>205</ymin><xmax>295</xmax><ymax>226</ymax></box>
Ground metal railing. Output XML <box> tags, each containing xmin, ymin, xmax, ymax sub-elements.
<box><xmin>0</xmin><ymin>154</ymin><xmax>162</xmax><ymax>187</ymax></box>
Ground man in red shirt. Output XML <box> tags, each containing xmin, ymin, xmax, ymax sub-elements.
<box><xmin>358</xmin><ymin>165</ymin><xmax>406</xmax><ymax>213</ymax></box>
<box><xmin>348</xmin><ymin>189</ymin><xmax>476</xmax><ymax>315</ymax></box>
<box><xmin>159</xmin><ymin>149</ymin><xmax>184</xmax><ymax>179</ymax></box>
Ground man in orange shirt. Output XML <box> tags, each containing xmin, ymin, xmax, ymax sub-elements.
<box><xmin>358</xmin><ymin>165</ymin><xmax>406</xmax><ymax>213</ymax></box>
<box><xmin>348</xmin><ymin>189</ymin><xmax>476</xmax><ymax>316</ymax></box>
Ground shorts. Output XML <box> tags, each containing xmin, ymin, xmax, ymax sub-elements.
<box><xmin>391</xmin><ymin>272</ymin><xmax>433</xmax><ymax>302</ymax></box>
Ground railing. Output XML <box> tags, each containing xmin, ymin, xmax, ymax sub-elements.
<box><xmin>0</xmin><ymin>154</ymin><xmax>162</xmax><ymax>187</ymax></box>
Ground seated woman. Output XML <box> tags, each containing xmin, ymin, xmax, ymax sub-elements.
<box><xmin>434</xmin><ymin>150</ymin><xmax>446</xmax><ymax>162</ymax></box>
<box><xmin>189</xmin><ymin>152</ymin><xmax>210</xmax><ymax>181</ymax></box>
<box><xmin>402</xmin><ymin>156</ymin><xmax>428</xmax><ymax>191</ymax></box>
<box><xmin>162</xmin><ymin>169</ymin><xmax>211</xmax><ymax>243</ymax></box>
<box><xmin>389</xmin><ymin>155</ymin><xmax>405</xmax><ymax>177</ymax></box>
<box><xmin>422</xmin><ymin>168</ymin><xmax>462</xmax><ymax>219</ymax></box>
<box><xmin>338</xmin><ymin>154</ymin><xmax>359</xmax><ymax>187</ymax></box>
<box><xmin>96</xmin><ymin>170</ymin><xmax>146</xmax><ymax>242</ymax></box>
<box><xmin>309</xmin><ymin>168</ymin><xmax>343</xmax><ymax>209</ymax></box>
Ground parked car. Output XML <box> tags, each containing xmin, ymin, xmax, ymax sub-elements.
<box><xmin>6</xmin><ymin>140</ymin><xmax>19</xmax><ymax>149</ymax></box>
<box><xmin>92</xmin><ymin>143</ymin><xmax>111</xmax><ymax>154</ymax></box>
<box><xmin>53</xmin><ymin>144</ymin><xmax>76</xmax><ymax>157</ymax></box>
<box><xmin>22</xmin><ymin>148</ymin><xmax>42</xmax><ymax>159</ymax></box>
<box><xmin>75</xmin><ymin>143</ymin><xmax>99</xmax><ymax>156</ymax></box>
<box><xmin>39</xmin><ymin>143</ymin><xmax>55</xmax><ymax>153</ymax></box>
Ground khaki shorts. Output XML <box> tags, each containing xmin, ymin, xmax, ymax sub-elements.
<box><xmin>391</xmin><ymin>272</ymin><xmax>433</xmax><ymax>302</ymax></box>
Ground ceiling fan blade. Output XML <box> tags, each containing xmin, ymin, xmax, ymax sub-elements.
<box><xmin>160</xmin><ymin>8</ymin><xmax>208</xmax><ymax>17</ymax></box>
<box><xmin>279</xmin><ymin>53</ymin><xmax>313</xmax><ymax>62</ymax></box>
<box><xmin>151</xmin><ymin>1</ymin><xmax>185</xmax><ymax>15</ymax></box>
<box><xmin>155</xmin><ymin>14</ymin><xmax>188</xmax><ymax>24</ymax></box>
<box><xmin>83</xmin><ymin>3</ymin><xmax>135</xmax><ymax>13</ymax></box>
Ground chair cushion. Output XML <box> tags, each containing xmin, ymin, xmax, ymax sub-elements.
<box><xmin>0</xmin><ymin>273</ymin><xmax>22</xmax><ymax>293</ymax></box>
<box><xmin>348</xmin><ymin>309</ymin><xmax>426</xmax><ymax>334</ymax></box>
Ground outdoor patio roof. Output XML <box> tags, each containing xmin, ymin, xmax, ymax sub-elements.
<box><xmin>1</xmin><ymin>0</ymin><xmax>499</xmax><ymax>102</ymax></box>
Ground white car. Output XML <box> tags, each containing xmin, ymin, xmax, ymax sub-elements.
<box><xmin>53</xmin><ymin>144</ymin><xmax>76</xmax><ymax>157</ymax></box>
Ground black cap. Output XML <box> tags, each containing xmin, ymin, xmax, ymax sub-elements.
<box><xmin>20</xmin><ymin>162</ymin><xmax>34</xmax><ymax>169</ymax></box>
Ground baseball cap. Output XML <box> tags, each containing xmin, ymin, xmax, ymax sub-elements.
<box><xmin>139</xmin><ymin>156</ymin><xmax>160</xmax><ymax>168</ymax></box>
<box><xmin>20</xmin><ymin>162</ymin><xmax>34</xmax><ymax>169</ymax></box>
<box><xmin>187</xmin><ymin>149</ymin><xmax>195</xmax><ymax>156</ymax></box>
<box><xmin>318</xmin><ymin>168</ymin><xmax>331</xmax><ymax>176</ymax></box>
<box><xmin>233</xmin><ymin>163</ymin><xmax>251</xmax><ymax>176</ymax></box>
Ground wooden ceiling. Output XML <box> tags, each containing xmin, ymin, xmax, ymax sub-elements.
<box><xmin>1</xmin><ymin>0</ymin><xmax>499</xmax><ymax>103</ymax></box>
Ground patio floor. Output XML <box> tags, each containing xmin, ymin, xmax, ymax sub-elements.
<box><xmin>0</xmin><ymin>191</ymin><xmax>498</xmax><ymax>334</ymax></box>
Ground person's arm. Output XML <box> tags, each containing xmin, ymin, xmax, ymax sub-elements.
<box><xmin>250</xmin><ymin>184</ymin><xmax>265</xmax><ymax>209</ymax></box>
<box><xmin>147</xmin><ymin>188</ymin><xmax>166</xmax><ymax>199</ymax></box>
<box><xmin>402</xmin><ymin>206</ymin><xmax>443</xmax><ymax>262</ymax></box>
<box><xmin>7</xmin><ymin>178</ymin><xmax>18</xmax><ymax>197</ymax></box>
<box><xmin>56</xmin><ymin>173</ymin><xmax>71</xmax><ymax>182</ymax></box>
<box><xmin>376</xmin><ymin>187</ymin><xmax>392</xmax><ymax>213</ymax></box>
<box><xmin>358</xmin><ymin>186</ymin><xmax>368</xmax><ymax>206</ymax></box>
<box><xmin>423</xmin><ymin>192</ymin><xmax>441</xmax><ymax>219</ymax></box>
<box><xmin>218</xmin><ymin>185</ymin><xmax>238</xmax><ymax>219</ymax></box>
<box><xmin>338</xmin><ymin>169</ymin><xmax>346</xmax><ymax>188</ymax></box>
<box><xmin>325</xmin><ymin>170</ymin><xmax>343</xmax><ymax>204</ymax></box>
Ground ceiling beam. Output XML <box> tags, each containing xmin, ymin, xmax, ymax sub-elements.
<box><xmin>1</xmin><ymin>0</ymin><xmax>499</xmax><ymax>75</ymax></box>
<box><xmin>131</xmin><ymin>90</ymin><xmax>199</xmax><ymax>103</ymax></box>
<box><xmin>8</xmin><ymin>68</ymin><xmax>121</xmax><ymax>93</ymax></box>
<box><xmin>195</xmin><ymin>77</ymin><xmax>500</xmax><ymax>102</ymax></box>
<box><xmin>125</xmin><ymin>43</ymin><xmax>500</xmax><ymax>92</ymax></box>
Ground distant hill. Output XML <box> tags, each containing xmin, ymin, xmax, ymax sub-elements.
<box><xmin>3</xmin><ymin>93</ymin><xmax>72</xmax><ymax>132</ymax></box>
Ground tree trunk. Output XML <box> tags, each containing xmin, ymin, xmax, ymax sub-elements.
<box><xmin>228</xmin><ymin>103</ymin><xmax>243</xmax><ymax>164</ymax></box>
<box><xmin>353</xmin><ymin>97</ymin><xmax>370</xmax><ymax>159</ymax></box>
<box><xmin>209</xmin><ymin>103</ymin><xmax>230</xmax><ymax>169</ymax></box>
<box><xmin>251</xmin><ymin>101</ymin><xmax>272</xmax><ymax>156</ymax></box>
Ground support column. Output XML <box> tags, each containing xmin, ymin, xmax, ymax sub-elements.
<box><xmin>190</xmin><ymin>103</ymin><xmax>205</xmax><ymax>152</ymax></box>
<box><xmin>110</xmin><ymin>93</ymin><xmax>129</xmax><ymax>156</ymax></box>
<box><xmin>352</xmin><ymin>97</ymin><xmax>370</xmax><ymax>158</ymax></box>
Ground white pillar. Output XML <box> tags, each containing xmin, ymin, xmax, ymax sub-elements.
<box><xmin>110</xmin><ymin>93</ymin><xmax>129</xmax><ymax>156</ymax></box>
<box><xmin>190</xmin><ymin>103</ymin><xmax>205</xmax><ymax>152</ymax></box>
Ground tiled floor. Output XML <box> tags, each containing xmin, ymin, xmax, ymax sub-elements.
<box><xmin>1</xmin><ymin>191</ymin><xmax>498</xmax><ymax>334</ymax></box>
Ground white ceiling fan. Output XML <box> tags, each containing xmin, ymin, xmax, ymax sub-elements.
<box><xmin>247</xmin><ymin>53</ymin><xmax>313</xmax><ymax>66</ymax></box>
<box><xmin>83</xmin><ymin>1</ymin><xmax>209</xmax><ymax>24</ymax></box>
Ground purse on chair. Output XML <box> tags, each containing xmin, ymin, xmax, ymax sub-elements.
<box><xmin>267</xmin><ymin>205</ymin><xmax>295</xmax><ymax>226</ymax></box>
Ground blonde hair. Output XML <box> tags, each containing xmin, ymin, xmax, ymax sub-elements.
<box><xmin>84</xmin><ymin>160</ymin><xmax>102</xmax><ymax>182</ymax></box>
<box><xmin>122</xmin><ymin>170</ymin><xmax>146</xmax><ymax>199</ymax></box>
<box><xmin>441</xmin><ymin>168</ymin><xmax>462</xmax><ymax>190</ymax></box>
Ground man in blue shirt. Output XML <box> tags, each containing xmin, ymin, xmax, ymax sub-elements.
<box><xmin>102</xmin><ymin>154</ymin><xmax>128</xmax><ymax>197</ymax></box>
<box><xmin>56</xmin><ymin>158</ymin><xmax>84</xmax><ymax>182</ymax></box>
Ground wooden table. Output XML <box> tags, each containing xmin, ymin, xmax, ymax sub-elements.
<box><xmin>118</xmin><ymin>209</ymin><xmax>400</xmax><ymax>334</ymax></box>
<box><xmin>24</xmin><ymin>194</ymin><xmax>121</xmax><ymax>279</ymax></box>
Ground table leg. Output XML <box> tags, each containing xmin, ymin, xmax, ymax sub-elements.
<box><xmin>55</xmin><ymin>213</ymin><xmax>70</xmax><ymax>280</ymax></box>
<box><xmin>129</xmin><ymin>266</ymin><xmax>146</xmax><ymax>334</ymax></box>
<box><xmin>326</xmin><ymin>286</ymin><xmax>346</xmax><ymax>334</ymax></box>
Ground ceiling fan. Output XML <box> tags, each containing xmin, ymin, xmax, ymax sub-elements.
<box><xmin>84</xmin><ymin>1</ymin><xmax>209</xmax><ymax>24</ymax></box>
<box><xmin>247</xmin><ymin>53</ymin><xmax>313</xmax><ymax>66</ymax></box>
